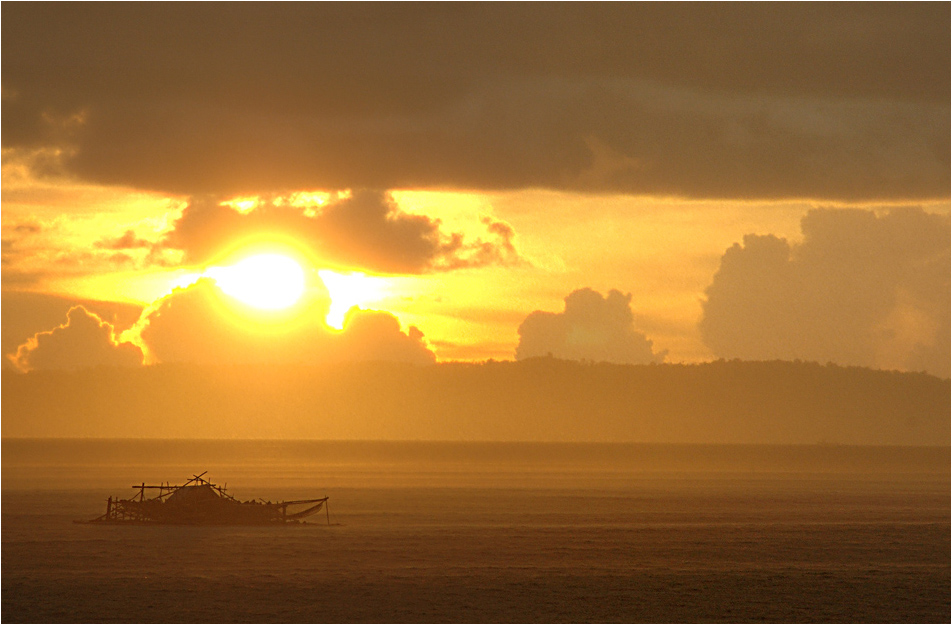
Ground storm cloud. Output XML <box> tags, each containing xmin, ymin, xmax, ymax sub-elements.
<box><xmin>516</xmin><ymin>288</ymin><xmax>666</xmax><ymax>365</ymax></box>
<box><xmin>700</xmin><ymin>207</ymin><xmax>950</xmax><ymax>377</ymax></box>
<box><xmin>3</xmin><ymin>4</ymin><xmax>948</xmax><ymax>200</ymax></box>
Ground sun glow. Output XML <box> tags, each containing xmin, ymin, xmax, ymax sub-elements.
<box><xmin>205</xmin><ymin>253</ymin><xmax>306</xmax><ymax>310</ymax></box>
<box><xmin>219</xmin><ymin>196</ymin><xmax>261</xmax><ymax>215</ymax></box>
<box><xmin>318</xmin><ymin>270</ymin><xmax>387</xmax><ymax>329</ymax></box>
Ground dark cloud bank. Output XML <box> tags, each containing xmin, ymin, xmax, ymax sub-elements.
<box><xmin>3</xmin><ymin>3</ymin><xmax>948</xmax><ymax>200</ymax></box>
<box><xmin>701</xmin><ymin>207</ymin><xmax>950</xmax><ymax>378</ymax></box>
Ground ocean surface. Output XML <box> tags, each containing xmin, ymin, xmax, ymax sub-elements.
<box><xmin>2</xmin><ymin>440</ymin><xmax>949</xmax><ymax>623</ymax></box>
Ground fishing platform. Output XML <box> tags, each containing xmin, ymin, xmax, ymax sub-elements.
<box><xmin>78</xmin><ymin>472</ymin><xmax>330</xmax><ymax>525</ymax></box>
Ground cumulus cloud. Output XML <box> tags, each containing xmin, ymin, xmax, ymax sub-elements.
<box><xmin>10</xmin><ymin>305</ymin><xmax>144</xmax><ymax>371</ymax></box>
<box><xmin>700</xmin><ymin>207</ymin><xmax>950</xmax><ymax>377</ymax></box>
<box><xmin>3</xmin><ymin>4</ymin><xmax>947</xmax><ymax>200</ymax></box>
<box><xmin>133</xmin><ymin>278</ymin><xmax>435</xmax><ymax>366</ymax></box>
<box><xmin>334</xmin><ymin>309</ymin><xmax>436</xmax><ymax>365</ymax></box>
<box><xmin>9</xmin><ymin>280</ymin><xmax>437</xmax><ymax>370</ymax></box>
<box><xmin>159</xmin><ymin>190</ymin><xmax>520</xmax><ymax>274</ymax></box>
<box><xmin>516</xmin><ymin>288</ymin><xmax>667</xmax><ymax>364</ymax></box>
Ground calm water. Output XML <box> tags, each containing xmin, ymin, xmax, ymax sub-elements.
<box><xmin>3</xmin><ymin>440</ymin><xmax>949</xmax><ymax>622</ymax></box>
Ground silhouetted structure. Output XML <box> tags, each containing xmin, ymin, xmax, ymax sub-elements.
<box><xmin>78</xmin><ymin>472</ymin><xmax>329</xmax><ymax>525</ymax></box>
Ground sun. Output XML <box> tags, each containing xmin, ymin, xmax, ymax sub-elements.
<box><xmin>205</xmin><ymin>253</ymin><xmax>306</xmax><ymax>310</ymax></box>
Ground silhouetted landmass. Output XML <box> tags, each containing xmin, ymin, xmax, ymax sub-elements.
<box><xmin>2</xmin><ymin>359</ymin><xmax>948</xmax><ymax>445</ymax></box>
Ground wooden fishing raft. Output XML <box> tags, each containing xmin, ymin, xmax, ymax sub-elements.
<box><xmin>78</xmin><ymin>472</ymin><xmax>330</xmax><ymax>525</ymax></box>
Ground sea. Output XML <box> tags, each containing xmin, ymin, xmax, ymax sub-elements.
<box><xmin>2</xmin><ymin>439</ymin><xmax>949</xmax><ymax>623</ymax></box>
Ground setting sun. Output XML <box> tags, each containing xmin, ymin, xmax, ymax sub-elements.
<box><xmin>205</xmin><ymin>253</ymin><xmax>306</xmax><ymax>310</ymax></box>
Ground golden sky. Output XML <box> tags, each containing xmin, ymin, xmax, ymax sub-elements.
<box><xmin>2</xmin><ymin>4</ymin><xmax>949</xmax><ymax>377</ymax></box>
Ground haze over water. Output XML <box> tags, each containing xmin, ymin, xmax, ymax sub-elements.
<box><xmin>3</xmin><ymin>439</ymin><xmax>948</xmax><ymax>623</ymax></box>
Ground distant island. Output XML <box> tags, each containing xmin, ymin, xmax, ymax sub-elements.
<box><xmin>3</xmin><ymin>359</ymin><xmax>948</xmax><ymax>445</ymax></box>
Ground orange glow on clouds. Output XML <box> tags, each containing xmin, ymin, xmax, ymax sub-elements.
<box><xmin>318</xmin><ymin>270</ymin><xmax>388</xmax><ymax>329</ymax></box>
<box><xmin>219</xmin><ymin>196</ymin><xmax>260</xmax><ymax>215</ymax></box>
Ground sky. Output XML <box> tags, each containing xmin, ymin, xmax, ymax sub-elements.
<box><xmin>2</xmin><ymin>3</ymin><xmax>950</xmax><ymax>377</ymax></box>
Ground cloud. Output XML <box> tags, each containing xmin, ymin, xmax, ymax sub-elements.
<box><xmin>8</xmin><ymin>279</ymin><xmax>437</xmax><ymax>370</ymax></box>
<box><xmin>10</xmin><ymin>305</ymin><xmax>144</xmax><ymax>371</ymax></box>
<box><xmin>12</xmin><ymin>222</ymin><xmax>42</xmax><ymax>234</ymax></box>
<box><xmin>94</xmin><ymin>229</ymin><xmax>154</xmax><ymax>250</ymax></box>
<box><xmin>133</xmin><ymin>278</ymin><xmax>435</xmax><ymax>366</ymax></box>
<box><xmin>334</xmin><ymin>309</ymin><xmax>436</xmax><ymax>365</ymax></box>
<box><xmin>516</xmin><ymin>288</ymin><xmax>667</xmax><ymax>364</ymax></box>
<box><xmin>2</xmin><ymin>292</ymin><xmax>144</xmax><ymax>371</ymax></box>
<box><xmin>159</xmin><ymin>190</ymin><xmax>521</xmax><ymax>274</ymax></box>
<box><xmin>2</xmin><ymin>4</ymin><xmax>947</xmax><ymax>200</ymax></box>
<box><xmin>699</xmin><ymin>207</ymin><xmax>950</xmax><ymax>377</ymax></box>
